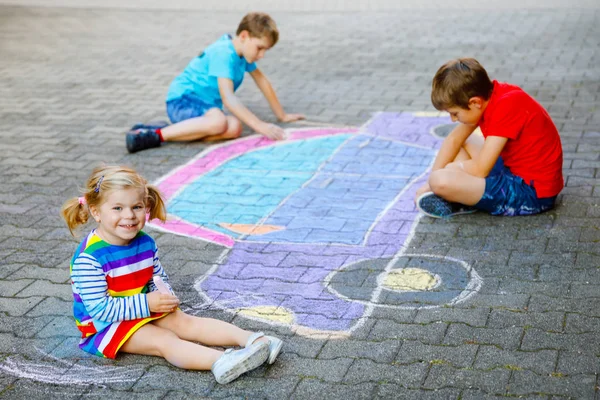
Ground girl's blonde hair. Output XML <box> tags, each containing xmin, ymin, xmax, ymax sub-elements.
<box><xmin>61</xmin><ymin>165</ymin><xmax>167</xmax><ymax>236</ymax></box>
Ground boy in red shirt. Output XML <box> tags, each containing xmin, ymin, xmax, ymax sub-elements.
<box><xmin>416</xmin><ymin>58</ymin><xmax>563</xmax><ymax>218</ymax></box>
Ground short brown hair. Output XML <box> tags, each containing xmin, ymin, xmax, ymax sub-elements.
<box><xmin>236</xmin><ymin>12</ymin><xmax>279</xmax><ymax>47</ymax></box>
<box><xmin>431</xmin><ymin>58</ymin><xmax>493</xmax><ymax>110</ymax></box>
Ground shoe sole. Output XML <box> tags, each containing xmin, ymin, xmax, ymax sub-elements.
<box><xmin>267</xmin><ymin>338</ymin><xmax>283</xmax><ymax>364</ymax></box>
<box><xmin>416</xmin><ymin>192</ymin><xmax>477</xmax><ymax>219</ymax></box>
<box><xmin>214</xmin><ymin>343</ymin><xmax>269</xmax><ymax>384</ymax></box>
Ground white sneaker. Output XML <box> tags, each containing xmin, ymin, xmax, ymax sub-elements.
<box><xmin>211</xmin><ymin>342</ymin><xmax>269</xmax><ymax>384</ymax></box>
<box><xmin>245</xmin><ymin>331</ymin><xmax>283</xmax><ymax>365</ymax></box>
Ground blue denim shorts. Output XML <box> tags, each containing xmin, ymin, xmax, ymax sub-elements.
<box><xmin>475</xmin><ymin>158</ymin><xmax>556</xmax><ymax>216</ymax></box>
<box><xmin>166</xmin><ymin>94</ymin><xmax>219</xmax><ymax>123</ymax></box>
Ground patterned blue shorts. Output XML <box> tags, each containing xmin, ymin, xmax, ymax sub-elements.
<box><xmin>166</xmin><ymin>94</ymin><xmax>219</xmax><ymax>123</ymax></box>
<box><xmin>475</xmin><ymin>158</ymin><xmax>556</xmax><ymax>216</ymax></box>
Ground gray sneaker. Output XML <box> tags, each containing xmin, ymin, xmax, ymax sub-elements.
<box><xmin>211</xmin><ymin>342</ymin><xmax>269</xmax><ymax>384</ymax></box>
<box><xmin>245</xmin><ymin>331</ymin><xmax>283</xmax><ymax>364</ymax></box>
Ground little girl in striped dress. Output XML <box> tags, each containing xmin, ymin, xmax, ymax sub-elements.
<box><xmin>61</xmin><ymin>165</ymin><xmax>282</xmax><ymax>384</ymax></box>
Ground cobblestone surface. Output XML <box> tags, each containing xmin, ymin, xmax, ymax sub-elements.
<box><xmin>0</xmin><ymin>1</ymin><xmax>599</xmax><ymax>399</ymax></box>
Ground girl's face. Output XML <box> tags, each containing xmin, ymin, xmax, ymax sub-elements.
<box><xmin>90</xmin><ymin>188</ymin><xmax>147</xmax><ymax>246</ymax></box>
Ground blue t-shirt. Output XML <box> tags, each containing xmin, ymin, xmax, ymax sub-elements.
<box><xmin>166</xmin><ymin>34</ymin><xmax>257</xmax><ymax>108</ymax></box>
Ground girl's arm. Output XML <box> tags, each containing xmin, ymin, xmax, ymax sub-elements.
<box><xmin>71</xmin><ymin>253</ymin><xmax>151</xmax><ymax>322</ymax></box>
<box><xmin>147</xmin><ymin>247</ymin><xmax>174</xmax><ymax>295</ymax></box>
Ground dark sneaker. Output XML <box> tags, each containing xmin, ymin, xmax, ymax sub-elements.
<box><xmin>416</xmin><ymin>192</ymin><xmax>477</xmax><ymax>219</ymax></box>
<box><xmin>126</xmin><ymin>128</ymin><xmax>161</xmax><ymax>153</ymax></box>
<box><xmin>130</xmin><ymin>120</ymin><xmax>169</xmax><ymax>131</ymax></box>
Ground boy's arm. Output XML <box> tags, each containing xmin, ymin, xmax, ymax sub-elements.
<box><xmin>432</xmin><ymin>123</ymin><xmax>478</xmax><ymax>171</ymax></box>
<box><xmin>458</xmin><ymin>135</ymin><xmax>508</xmax><ymax>178</ymax></box>
<box><xmin>249</xmin><ymin>68</ymin><xmax>304</xmax><ymax>123</ymax></box>
<box><xmin>415</xmin><ymin>123</ymin><xmax>478</xmax><ymax>199</ymax></box>
<box><xmin>218</xmin><ymin>77</ymin><xmax>285</xmax><ymax>140</ymax></box>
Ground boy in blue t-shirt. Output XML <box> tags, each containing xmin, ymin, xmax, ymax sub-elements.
<box><xmin>126</xmin><ymin>12</ymin><xmax>304</xmax><ymax>153</ymax></box>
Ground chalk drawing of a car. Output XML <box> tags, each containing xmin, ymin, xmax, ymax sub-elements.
<box><xmin>148</xmin><ymin>112</ymin><xmax>482</xmax><ymax>338</ymax></box>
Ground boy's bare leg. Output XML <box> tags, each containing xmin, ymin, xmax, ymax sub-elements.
<box><xmin>416</xmin><ymin>131</ymin><xmax>485</xmax><ymax>199</ymax></box>
<box><xmin>153</xmin><ymin>310</ymin><xmax>267</xmax><ymax>347</ymax></box>
<box><xmin>160</xmin><ymin>109</ymin><xmax>242</xmax><ymax>142</ymax></box>
<box><xmin>200</xmin><ymin>116</ymin><xmax>243</xmax><ymax>142</ymax></box>
<box><xmin>120</xmin><ymin>323</ymin><xmax>222</xmax><ymax>370</ymax></box>
<box><xmin>429</xmin><ymin>169</ymin><xmax>486</xmax><ymax>205</ymax></box>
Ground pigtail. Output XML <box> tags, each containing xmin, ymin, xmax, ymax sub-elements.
<box><xmin>61</xmin><ymin>197</ymin><xmax>90</xmax><ymax>236</ymax></box>
<box><xmin>146</xmin><ymin>184</ymin><xmax>167</xmax><ymax>223</ymax></box>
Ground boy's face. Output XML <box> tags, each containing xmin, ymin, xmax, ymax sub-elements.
<box><xmin>240</xmin><ymin>31</ymin><xmax>272</xmax><ymax>63</ymax></box>
<box><xmin>446</xmin><ymin>97</ymin><xmax>485</xmax><ymax>126</ymax></box>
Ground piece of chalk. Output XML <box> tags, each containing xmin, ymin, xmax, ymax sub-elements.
<box><xmin>153</xmin><ymin>275</ymin><xmax>170</xmax><ymax>294</ymax></box>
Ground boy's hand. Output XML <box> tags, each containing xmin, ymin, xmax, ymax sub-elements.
<box><xmin>257</xmin><ymin>122</ymin><xmax>286</xmax><ymax>140</ymax></box>
<box><xmin>147</xmin><ymin>291</ymin><xmax>179</xmax><ymax>313</ymax></box>
<box><xmin>278</xmin><ymin>113</ymin><xmax>305</xmax><ymax>123</ymax></box>
<box><xmin>415</xmin><ymin>183</ymin><xmax>432</xmax><ymax>202</ymax></box>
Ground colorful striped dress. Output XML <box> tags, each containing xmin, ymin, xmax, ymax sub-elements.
<box><xmin>70</xmin><ymin>230</ymin><xmax>172</xmax><ymax>359</ymax></box>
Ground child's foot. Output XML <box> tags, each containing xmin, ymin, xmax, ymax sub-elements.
<box><xmin>130</xmin><ymin>120</ymin><xmax>169</xmax><ymax>131</ymax></box>
<box><xmin>211</xmin><ymin>342</ymin><xmax>269</xmax><ymax>384</ymax></box>
<box><xmin>245</xmin><ymin>331</ymin><xmax>283</xmax><ymax>365</ymax></box>
<box><xmin>126</xmin><ymin>128</ymin><xmax>161</xmax><ymax>153</ymax></box>
<box><xmin>416</xmin><ymin>192</ymin><xmax>477</xmax><ymax>218</ymax></box>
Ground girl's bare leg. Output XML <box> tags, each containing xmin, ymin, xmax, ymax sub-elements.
<box><xmin>153</xmin><ymin>310</ymin><xmax>268</xmax><ymax>347</ymax></box>
<box><xmin>120</xmin><ymin>323</ymin><xmax>222</xmax><ymax>370</ymax></box>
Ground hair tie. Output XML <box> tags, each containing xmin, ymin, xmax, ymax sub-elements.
<box><xmin>78</xmin><ymin>197</ymin><xmax>87</xmax><ymax>205</ymax></box>
<box><xmin>94</xmin><ymin>176</ymin><xmax>104</xmax><ymax>193</ymax></box>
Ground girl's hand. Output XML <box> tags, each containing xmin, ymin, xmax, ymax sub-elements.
<box><xmin>147</xmin><ymin>291</ymin><xmax>180</xmax><ymax>313</ymax></box>
<box><xmin>279</xmin><ymin>113</ymin><xmax>305</xmax><ymax>123</ymax></box>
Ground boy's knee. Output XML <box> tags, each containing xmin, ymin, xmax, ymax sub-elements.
<box><xmin>429</xmin><ymin>171</ymin><xmax>452</xmax><ymax>195</ymax></box>
<box><xmin>224</xmin><ymin>117</ymin><xmax>242</xmax><ymax>139</ymax></box>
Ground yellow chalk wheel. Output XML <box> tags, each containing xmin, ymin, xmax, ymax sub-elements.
<box><xmin>237</xmin><ymin>306</ymin><xmax>294</xmax><ymax>324</ymax></box>
<box><xmin>383</xmin><ymin>268</ymin><xmax>439</xmax><ymax>292</ymax></box>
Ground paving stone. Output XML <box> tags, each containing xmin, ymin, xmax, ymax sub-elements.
<box><xmin>0</xmin><ymin>379</ymin><xmax>88</xmax><ymax>399</ymax></box>
<box><xmin>460</xmin><ymin>388</ymin><xmax>548</xmax><ymax>400</ymax></box>
<box><xmin>343</xmin><ymin>358</ymin><xmax>428</xmax><ymax>386</ymax></box>
<box><xmin>0</xmin><ymin>297</ymin><xmax>44</xmax><ymax>317</ymax></box>
<box><xmin>375</xmin><ymin>385</ymin><xmax>460</xmax><ymax>399</ymax></box>
<box><xmin>556</xmin><ymin>350</ymin><xmax>600</xmax><ymax>375</ymax></box>
<box><xmin>443</xmin><ymin>324</ymin><xmax>523</xmax><ymax>350</ymax></box>
<box><xmin>473</xmin><ymin>346</ymin><xmax>557</xmax><ymax>375</ymax></box>
<box><xmin>25</xmin><ymin>297</ymin><xmax>71</xmax><ymax>318</ymax></box>
<box><xmin>508</xmin><ymin>369</ymin><xmax>596</xmax><ymax>398</ymax></box>
<box><xmin>521</xmin><ymin>328</ymin><xmax>600</xmax><ymax>352</ymax></box>
<box><xmin>132</xmin><ymin>365</ymin><xmax>214</xmax><ymax>395</ymax></box>
<box><xmin>486</xmin><ymin>309</ymin><xmax>564</xmax><ymax>331</ymax></box>
<box><xmin>564</xmin><ymin>313</ymin><xmax>600</xmax><ymax>333</ymax></box>
<box><xmin>0</xmin><ymin>315</ymin><xmax>55</xmax><ymax>339</ymax></box>
<box><xmin>368</xmin><ymin>320</ymin><xmax>447</xmax><ymax>344</ymax></box>
<box><xmin>291</xmin><ymin>379</ymin><xmax>376</xmax><ymax>400</ymax></box>
<box><xmin>265</xmin><ymin>353</ymin><xmax>353</xmax><ymax>383</ymax></box>
<box><xmin>209</xmin><ymin>376</ymin><xmax>300</xmax><ymax>399</ymax></box>
<box><xmin>424</xmin><ymin>364</ymin><xmax>510</xmax><ymax>394</ymax></box>
<box><xmin>318</xmin><ymin>339</ymin><xmax>400</xmax><ymax>363</ymax></box>
<box><xmin>395</xmin><ymin>340</ymin><xmax>478</xmax><ymax>368</ymax></box>
<box><xmin>6</xmin><ymin>265</ymin><xmax>70</xmax><ymax>284</ymax></box>
<box><xmin>15</xmin><ymin>280</ymin><xmax>71</xmax><ymax>301</ymax></box>
<box><xmin>414</xmin><ymin>307</ymin><xmax>489</xmax><ymax>326</ymax></box>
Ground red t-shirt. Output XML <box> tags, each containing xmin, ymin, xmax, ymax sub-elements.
<box><xmin>478</xmin><ymin>81</ymin><xmax>564</xmax><ymax>198</ymax></box>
